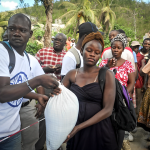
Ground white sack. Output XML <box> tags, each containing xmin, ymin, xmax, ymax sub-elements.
<box><xmin>45</xmin><ymin>82</ymin><xmax>79</xmax><ymax>150</ymax></box>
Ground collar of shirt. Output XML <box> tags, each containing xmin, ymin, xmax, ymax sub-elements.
<box><xmin>74</xmin><ymin>46</ymin><xmax>80</xmax><ymax>52</ymax></box>
<box><xmin>52</xmin><ymin>47</ymin><xmax>65</xmax><ymax>55</ymax></box>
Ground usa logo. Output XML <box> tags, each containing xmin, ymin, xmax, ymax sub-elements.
<box><xmin>7</xmin><ymin>72</ymin><xmax>28</xmax><ymax>107</ymax></box>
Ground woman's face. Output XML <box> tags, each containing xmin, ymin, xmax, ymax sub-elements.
<box><xmin>111</xmin><ymin>41</ymin><xmax>124</xmax><ymax>59</ymax></box>
<box><xmin>82</xmin><ymin>40</ymin><xmax>102</xmax><ymax>66</ymax></box>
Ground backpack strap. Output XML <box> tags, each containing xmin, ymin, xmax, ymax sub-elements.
<box><xmin>0</xmin><ymin>41</ymin><xmax>31</xmax><ymax>73</ymax></box>
<box><xmin>0</xmin><ymin>41</ymin><xmax>15</xmax><ymax>74</ymax></box>
<box><xmin>24</xmin><ymin>50</ymin><xmax>31</xmax><ymax>70</ymax></box>
<box><xmin>98</xmin><ymin>67</ymin><xmax>108</xmax><ymax>93</ymax></box>
<box><xmin>69</xmin><ymin>47</ymin><xmax>81</xmax><ymax>69</ymax></box>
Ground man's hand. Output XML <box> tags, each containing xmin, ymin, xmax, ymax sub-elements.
<box><xmin>106</xmin><ymin>58</ymin><xmax>117</xmax><ymax>68</ymax></box>
<box><xmin>35</xmin><ymin>103</ymin><xmax>45</xmax><ymax>118</ymax></box>
<box><xmin>38</xmin><ymin>74</ymin><xmax>59</xmax><ymax>89</ymax></box>
<box><xmin>43</xmin><ymin>65</ymin><xmax>55</xmax><ymax>73</ymax></box>
<box><xmin>50</xmin><ymin>87</ymin><xmax>62</xmax><ymax>97</ymax></box>
<box><xmin>54</xmin><ymin>64</ymin><xmax>61</xmax><ymax>74</ymax></box>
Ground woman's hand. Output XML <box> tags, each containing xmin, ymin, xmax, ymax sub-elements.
<box><xmin>106</xmin><ymin>58</ymin><xmax>117</xmax><ymax>68</ymax></box>
<box><xmin>64</xmin><ymin>126</ymin><xmax>79</xmax><ymax>143</ymax></box>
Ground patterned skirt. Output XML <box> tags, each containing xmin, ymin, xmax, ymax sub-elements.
<box><xmin>138</xmin><ymin>87</ymin><xmax>150</xmax><ymax>131</ymax></box>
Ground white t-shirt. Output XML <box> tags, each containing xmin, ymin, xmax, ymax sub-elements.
<box><xmin>102</xmin><ymin>47</ymin><xmax>135</xmax><ymax>69</ymax></box>
<box><xmin>0</xmin><ymin>44</ymin><xmax>31</xmax><ymax>138</ymax></box>
<box><xmin>61</xmin><ymin>47</ymin><xmax>83</xmax><ymax>76</ymax></box>
<box><xmin>22</xmin><ymin>54</ymin><xmax>45</xmax><ymax>103</ymax></box>
<box><xmin>70</xmin><ymin>42</ymin><xmax>76</xmax><ymax>47</ymax></box>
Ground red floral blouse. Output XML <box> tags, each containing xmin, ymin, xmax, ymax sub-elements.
<box><xmin>99</xmin><ymin>59</ymin><xmax>135</xmax><ymax>87</ymax></box>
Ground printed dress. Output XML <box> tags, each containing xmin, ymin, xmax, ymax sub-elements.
<box><xmin>99</xmin><ymin>59</ymin><xmax>135</xmax><ymax>87</ymax></box>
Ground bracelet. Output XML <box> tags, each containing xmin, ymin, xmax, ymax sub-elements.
<box><xmin>26</xmin><ymin>80</ymin><xmax>33</xmax><ymax>91</ymax></box>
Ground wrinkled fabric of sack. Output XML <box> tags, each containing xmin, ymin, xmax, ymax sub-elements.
<box><xmin>45</xmin><ymin>82</ymin><xmax>79</xmax><ymax>150</ymax></box>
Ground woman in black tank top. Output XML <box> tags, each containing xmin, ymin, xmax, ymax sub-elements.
<box><xmin>53</xmin><ymin>32</ymin><xmax>118</xmax><ymax>150</ymax></box>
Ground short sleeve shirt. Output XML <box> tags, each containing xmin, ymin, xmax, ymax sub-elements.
<box><xmin>133</xmin><ymin>51</ymin><xmax>137</xmax><ymax>63</ymax></box>
<box><xmin>99</xmin><ymin>59</ymin><xmax>135</xmax><ymax>87</ymax></box>
<box><xmin>66</xmin><ymin>41</ymin><xmax>72</xmax><ymax>51</ymax></box>
<box><xmin>35</xmin><ymin>47</ymin><xmax>66</xmax><ymax>80</ymax></box>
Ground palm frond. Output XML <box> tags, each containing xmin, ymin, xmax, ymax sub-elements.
<box><xmin>85</xmin><ymin>9</ymin><xmax>95</xmax><ymax>22</ymax></box>
<box><xmin>58</xmin><ymin>2</ymin><xmax>76</xmax><ymax>9</ymax></box>
<box><xmin>104</xmin><ymin>12</ymin><xmax>110</xmax><ymax>23</ymax></box>
<box><xmin>109</xmin><ymin>9</ymin><xmax>116</xmax><ymax>19</ymax></box>
<box><xmin>95</xmin><ymin>17</ymin><xmax>102</xmax><ymax>29</ymax></box>
<box><xmin>109</xmin><ymin>13</ymin><xmax>115</xmax><ymax>31</ymax></box>
<box><xmin>101</xmin><ymin>6</ymin><xmax>110</xmax><ymax>14</ymax></box>
<box><xmin>58</xmin><ymin>10</ymin><xmax>76</xmax><ymax>19</ymax></box>
<box><xmin>79</xmin><ymin>16</ymin><xmax>86</xmax><ymax>25</ymax></box>
<box><xmin>66</xmin><ymin>14</ymin><xmax>78</xmax><ymax>27</ymax></box>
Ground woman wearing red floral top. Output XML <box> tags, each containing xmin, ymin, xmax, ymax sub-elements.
<box><xmin>99</xmin><ymin>33</ymin><xmax>135</xmax><ymax>149</ymax></box>
<box><xmin>99</xmin><ymin>34</ymin><xmax>135</xmax><ymax>93</ymax></box>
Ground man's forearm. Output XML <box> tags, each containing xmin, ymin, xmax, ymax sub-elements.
<box><xmin>0</xmin><ymin>76</ymin><xmax>41</xmax><ymax>103</ymax></box>
<box><xmin>24</xmin><ymin>92</ymin><xmax>41</xmax><ymax>100</ymax></box>
<box><xmin>37</xmin><ymin>86</ymin><xmax>45</xmax><ymax>95</ymax></box>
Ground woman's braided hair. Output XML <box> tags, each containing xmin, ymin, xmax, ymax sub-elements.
<box><xmin>111</xmin><ymin>33</ymin><xmax>127</xmax><ymax>49</ymax></box>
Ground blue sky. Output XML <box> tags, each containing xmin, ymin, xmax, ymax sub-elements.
<box><xmin>0</xmin><ymin>0</ymin><xmax>36</xmax><ymax>12</ymax></box>
<box><xmin>0</xmin><ymin>0</ymin><xmax>149</xmax><ymax>12</ymax></box>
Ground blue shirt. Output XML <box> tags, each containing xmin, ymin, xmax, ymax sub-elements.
<box><xmin>133</xmin><ymin>51</ymin><xmax>137</xmax><ymax>63</ymax></box>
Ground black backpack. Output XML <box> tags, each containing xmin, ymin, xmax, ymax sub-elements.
<box><xmin>98</xmin><ymin>67</ymin><xmax>136</xmax><ymax>132</ymax></box>
<box><xmin>0</xmin><ymin>41</ymin><xmax>31</xmax><ymax>73</ymax></box>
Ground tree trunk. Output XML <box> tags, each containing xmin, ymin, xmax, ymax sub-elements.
<box><xmin>43</xmin><ymin>0</ymin><xmax>53</xmax><ymax>48</ymax></box>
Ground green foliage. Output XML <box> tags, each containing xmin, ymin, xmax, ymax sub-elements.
<box><xmin>52</xmin><ymin>31</ymin><xmax>58</xmax><ymax>37</ymax></box>
<box><xmin>114</xmin><ymin>24</ymin><xmax>135</xmax><ymax>40</ymax></box>
<box><xmin>33</xmin><ymin>28</ymin><xmax>45</xmax><ymax>39</ymax></box>
<box><xmin>1</xmin><ymin>0</ymin><xmax>150</xmax><ymax>43</ymax></box>
<box><xmin>26</xmin><ymin>41</ymin><xmax>43</xmax><ymax>55</ymax></box>
<box><xmin>0</xmin><ymin>27</ymin><xmax>4</xmax><ymax>41</ymax></box>
<box><xmin>104</xmin><ymin>36</ymin><xmax>110</xmax><ymax>48</ymax></box>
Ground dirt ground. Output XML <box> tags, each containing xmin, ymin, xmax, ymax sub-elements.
<box><xmin>130</xmin><ymin>127</ymin><xmax>150</xmax><ymax>150</ymax></box>
<box><xmin>44</xmin><ymin>127</ymin><xmax>150</xmax><ymax>150</ymax></box>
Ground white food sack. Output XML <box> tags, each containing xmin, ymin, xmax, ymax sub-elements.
<box><xmin>45</xmin><ymin>82</ymin><xmax>79</xmax><ymax>150</ymax></box>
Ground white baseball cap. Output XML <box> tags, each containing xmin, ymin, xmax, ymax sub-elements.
<box><xmin>131</xmin><ymin>41</ymin><xmax>140</xmax><ymax>46</ymax></box>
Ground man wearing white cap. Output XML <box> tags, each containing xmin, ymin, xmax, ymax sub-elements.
<box><xmin>131</xmin><ymin>41</ymin><xmax>141</xmax><ymax>54</ymax></box>
<box><xmin>70</xmin><ymin>38</ymin><xmax>76</xmax><ymax>47</ymax></box>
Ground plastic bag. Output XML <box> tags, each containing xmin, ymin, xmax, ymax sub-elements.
<box><xmin>45</xmin><ymin>82</ymin><xmax>79</xmax><ymax>150</ymax></box>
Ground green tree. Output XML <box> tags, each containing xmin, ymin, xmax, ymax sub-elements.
<box><xmin>99</xmin><ymin>0</ymin><xmax>116</xmax><ymax>33</ymax></box>
<box><xmin>34</xmin><ymin>0</ymin><xmax>53</xmax><ymax>48</ymax></box>
<box><xmin>21</xmin><ymin>0</ymin><xmax>53</xmax><ymax>47</ymax></box>
<box><xmin>0</xmin><ymin>12</ymin><xmax>14</xmax><ymax>40</ymax></box>
<box><xmin>58</xmin><ymin>0</ymin><xmax>101</xmax><ymax>36</ymax></box>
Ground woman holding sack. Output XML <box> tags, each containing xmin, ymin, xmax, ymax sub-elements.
<box><xmin>53</xmin><ymin>31</ymin><xmax>118</xmax><ymax>150</ymax></box>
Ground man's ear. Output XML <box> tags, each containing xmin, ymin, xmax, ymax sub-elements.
<box><xmin>29</xmin><ymin>30</ymin><xmax>33</xmax><ymax>38</ymax></box>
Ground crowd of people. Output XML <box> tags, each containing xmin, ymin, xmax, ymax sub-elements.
<box><xmin>1</xmin><ymin>13</ymin><xmax>150</xmax><ymax>150</ymax></box>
